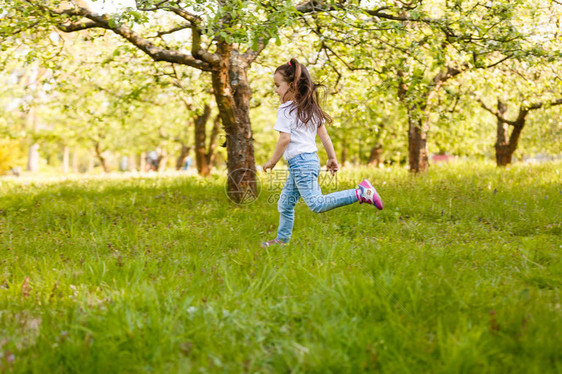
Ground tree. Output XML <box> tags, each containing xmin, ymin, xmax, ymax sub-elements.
<box><xmin>477</xmin><ymin>97</ymin><xmax>562</xmax><ymax>165</ymax></box>
<box><xmin>0</xmin><ymin>44</ymin><xmax>53</xmax><ymax>173</ymax></box>
<box><xmin>300</xmin><ymin>0</ymin><xmax>552</xmax><ymax>171</ymax></box>
<box><xmin>10</xmin><ymin>0</ymin><xmax>344</xmax><ymax>202</ymax></box>
<box><xmin>159</xmin><ymin>64</ymin><xmax>222</xmax><ymax>175</ymax></box>
<box><xmin>1</xmin><ymin>19</ymin><xmax>228</xmax><ymax>174</ymax></box>
<box><xmin>470</xmin><ymin>0</ymin><xmax>562</xmax><ymax>166</ymax></box>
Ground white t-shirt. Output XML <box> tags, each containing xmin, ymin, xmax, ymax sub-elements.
<box><xmin>274</xmin><ymin>101</ymin><xmax>319</xmax><ymax>160</ymax></box>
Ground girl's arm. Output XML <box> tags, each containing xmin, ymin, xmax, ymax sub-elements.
<box><xmin>263</xmin><ymin>132</ymin><xmax>291</xmax><ymax>172</ymax></box>
<box><xmin>317</xmin><ymin>124</ymin><xmax>339</xmax><ymax>175</ymax></box>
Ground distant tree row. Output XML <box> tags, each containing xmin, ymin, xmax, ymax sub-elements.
<box><xmin>1</xmin><ymin>0</ymin><xmax>560</xmax><ymax>199</ymax></box>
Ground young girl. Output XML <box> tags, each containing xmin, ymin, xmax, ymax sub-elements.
<box><xmin>261</xmin><ymin>58</ymin><xmax>384</xmax><ymax>248</ymax></box>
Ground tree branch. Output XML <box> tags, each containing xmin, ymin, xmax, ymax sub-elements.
<box><xmin>481</xmin><ymin>54</ymin><xmax>513</xmax><ymax>69</ymax></box>
<box><xmin>58</xmin><ymin>20</ymin><xmax>99</xmax><ymax>32</ymax></box>
<box><xmin>189</xmin><ymin>22</ymin><xmax>219</xmax><ymax>65</ymax></box>
<box><xmin>296</xmin><ymin>0</ymin><xmax>345</xmax><ymax>13</ymax></box>
<box><xmin>163</xmin><ymin>5</ymin><xmax>202</xmax><ymax>24</ymax></box>
<box><xmin>242</xmin><ymin>37</ymin><xmax>269</xmax><ymax>64</ymax></box>
<box><xmin>476</xmin><ymin>96</ymin><xmax>562</xmax><ymax>128</ymax></box>
<box><xmin>149</xmin><ymin>23</ymin><xmax>191</xmax><ymax>38</ymax></box>
<box><xmin>321</xmin><ymin>41</ymin><xmax>382</xmax><ymax>73</ymax></box>
<box><xmin>433</xmin><ymin>64</ymin><xmax>469</xmax><ymax>86</ymax></box>
<box><xmin>474</xmin><ymin>96</ymin><xmax>516</xmax><ymax>125</ymax></box>
<box><xmin>27</xmin><ymin>1</ymin><xmax>215</xmax><ymax>71</ymax></box>
<box><xmin>156</xmin><ymin>5</ymin><xmax>219</xmax><ymax>65</ymax></box>
<box><xmin>524</xmin><ymin>98</ymin><xmax>562</xmax><ymax>111</ymax></box>
<box><xmin>0</xmin><ymin>20</ymin><xmax>41</xmax><ymax>38</ymax></box>
<box><xmin>135</xmin><ymin>0</ymin><xmax>170</xmax><ymax>11</ymax></box>
<box><xmin>364</xmin><ymin>8</ymin><xmax>441</xmax><ymax>24</ymax></box>
<box><xmin>242</xmin><ymin>0</ymin><xmax>345</xmax><ymax>65</ymax></box>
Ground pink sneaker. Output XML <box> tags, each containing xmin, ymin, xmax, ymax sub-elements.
<box><xmin>261</xmin><ymin>238</ymin><xmax>285</xmax><ymax>249</ymax></box>
<box><xmin>356</xmin><ymin>179</ymin><xmax>383</xmax><ymax>210</ymax></box>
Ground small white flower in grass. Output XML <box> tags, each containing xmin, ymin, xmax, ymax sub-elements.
<box><xmin>187</xmin><ymin>306</ymin><xmax>197</xmax><ymax>314</ymax></box>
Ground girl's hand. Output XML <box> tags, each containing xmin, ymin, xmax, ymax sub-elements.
<box><xmin>263</xmin><ymin>160</ymin><xmax>276</xmax><ymax>173</ymax></box>
<box><xmin>326</xmin><ymin>158</ymin><xmax>339</xmax><ymax>175</ymax></box>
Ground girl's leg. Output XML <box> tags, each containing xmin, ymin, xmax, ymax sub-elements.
<box><xmin>276</xmin><ymin>170</ymin><xmax>301</xmax><ymax>242</ymax></box>
<box><xmin>292</xmin><ymin>154</ymin><xmax>358</xmax><ymax>213</ymax></box>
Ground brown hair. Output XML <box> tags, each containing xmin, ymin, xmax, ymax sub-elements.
<box><xmin>275</xmin><ymin>58</ymin><xmax>332</xmax><ymax>128</ymax></box>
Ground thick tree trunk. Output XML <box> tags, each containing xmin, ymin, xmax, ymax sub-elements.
<box><xmin>398</xmin><ymin>71</ymin><xmax>429</xmax><ymax>173</ymax></box>
<box><xmin>408</xmin><ymin>117</ymin><xmax>429</xmax><ymax>172</ymax></box>
<box><xmin>495</xmin><ymin>100</ymin><xmax>511</xmax><ymax>166</ymax></box>
<box><xmin>495</xmin><ymin>145</ymin><xmax>512</xmax><ymax>166</ymax></box>
<box><xmin>194</xmin><ymin>104</ymin><xmax>212</xmax><ymax>175</ymax></box>
<box><xmin>211</xmin><ymin>46</ymin><xmax>257</xmax><ymax>204</ymax></box>
<box><xmin>494</xmin><ymin>100</ymin><xmax>527</xmax><ymax>167</ymax></box>
<box><xmin>398</xmin><ymin>66</ymin><xmax>465</xmax><ymax>173</ymax></box>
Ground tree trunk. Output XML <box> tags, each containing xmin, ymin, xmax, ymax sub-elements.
<box><xmin>494</xmin><ymin>100</ymin><xmax>527</xmax><ymax>167</ymax></box>
<box><xmin>157</xmin><ymin>150</ymin><xmax>167</xmax><ymax>172</ymax></box>
<box><xmin>176</xmin><ymin>144</ymin><xmax>191</xmax><ymax>171</ymax></box>
<box><xmin>87</xmin><ymin>152</ymin><xmax>95</xmax><ymax>173</ymax></box>
<box><xmin>408</xmin><ymin>117</ymin><xmax>429</xmax><ymax>172</ymax></box>
<box><xmin>26</xmin><ymin>107</ymin><xmax>40</xmax><ymax>172</ymax></box>
<box><xmin>398</xmin><ymin>66</ymin><xmax>465</xmax><ymax>173</ymax></box>
<box><xmin>72</xmin><ymin>147</ymin><xmax>79</xmax><ymax>173</ymax></box>
<box><xmin>27</xmin><ymin>143</ymin><xmax>40</xmax><ymax>172</ymax></box>
<box><xmin>62</xmin><ymin>145</ymin><xmax>70</xmax><ymax>174</ymax></box>
<box><xmin>211</xmin><ymin>46</ymin><xmax>257</xmax><ymax>204</ymax></box>
<box><xmin>194</xmin><ymin>104</ymin><xmax>212</xmax><ymax>175</ymax></box>
<box><xmin>397</xmin><ymin>70</ymin><xmax>429</xmax><ymax>173</ymax></box>
<box><xmin>140</xmin><ymin>152</ymin><xmax>146</xmax><ymax>172</ymax></box>
<box><xmin>341</xmin><ymin>138</ymin><xmax>348</xmax><ymax>166</ymax></box>
<box><xmin>368</xmin><ymin>144</ymin><xmax>383</xmax><ymax>167</ymax></box>
<box><xmin>494</xmin><ymin>100</ymin><xmax>510</xmax><ymax>166</ymax></box>
<box><xmin>206</xmin><ymin>114</ymin><xmax>221</xmax><ymax>167</ymax></box>
<box><xmin>94</xmin><ymin>142</ymin><xmax>109</xmax><ymax>173</ymax></box>
<box><xmin>128</xmin><ymin>153</ymin><xmax>137</xmax><ymax>171</ymax></box>
<box><xmin>495</xmin><ymin>145</ymin><xmax>512</xmax><ymax>166</ymax></box>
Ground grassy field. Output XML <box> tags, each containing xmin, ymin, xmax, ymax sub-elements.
<box><xmin>0</xmin><ymin>161</ymin><xmax>560</xmax><ymax>373</ymax></box>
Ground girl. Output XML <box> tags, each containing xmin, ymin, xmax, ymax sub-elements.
<box><xmin>261</xmin><ymin>58</ymin><xmax>383</xmax><ymax>248</ymax></box>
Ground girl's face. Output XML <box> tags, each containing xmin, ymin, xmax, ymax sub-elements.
<box><xmin>274</xmin><ymin>72</ymin><xmax>293</xmax><ymax>103</ymax></box>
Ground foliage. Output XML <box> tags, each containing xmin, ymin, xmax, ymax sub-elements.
<box><xmin>0</xmin><ymin>139</ymin><xmax>25</xmax><ymax>173</ymax></box>
<box><xmin>0</xmin><ymin>25</ymin><xmax>222</xmax><ymax>171</ymax></box>
<box><xmin>0</xmin><ymin>0</ymin><xmax>560</xmax><ymax>171</ymax></box>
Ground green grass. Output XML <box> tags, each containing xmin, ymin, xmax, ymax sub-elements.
<box><xmin>0</xmin><ymin>161</ymin><xmax>561</xmax><ymax>373</ymax></box>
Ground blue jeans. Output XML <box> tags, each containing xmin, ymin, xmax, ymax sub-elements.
<box><xmin>276</xmin><ymin>152</ymin><xmax>358</xmax><ymax>242</ymax></box>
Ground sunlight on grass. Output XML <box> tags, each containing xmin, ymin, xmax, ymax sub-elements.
<box><xmin>0</xmin><ymin>161</ymin><xmax>561</xmax><ymax>372</ymax></box>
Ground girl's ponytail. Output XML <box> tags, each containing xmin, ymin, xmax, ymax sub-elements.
<box><xmin>290</xmin><ymin>58</ymin><xmax>302</xmax><ymax>92</ymax></box>
<box><xmin>275</xmin><ymin>58</ymin><xmax>332</xmax><ymax>128</ymax></box>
